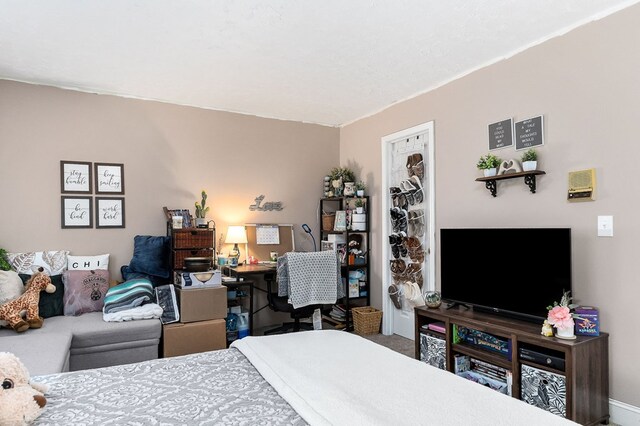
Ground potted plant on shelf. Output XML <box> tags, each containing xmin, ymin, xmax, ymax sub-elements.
<box><xmin>194</xmin><ymin>190</ymin><xmax>210</xmax><ymax>228</ymax></box>
<box><xmin>355</xmin><ymin>181</ymin><xmax>366</xmax><ymax>197</ymax></box>
<box><xmin>476</xmin><ymin>154</ymin><xmax>501</xmax><ymax>177</ymax></box>
<box><xmin>354</xmin><ymin>198</ymin><xmax>365</xmax><ymax>214</ymax></box>
<box><xmin>329</xmin><ymin>167</ymin><xmax>355</xmax><ymax>197</ymax></box>
<box><xmin>546</xmin><ymin>290</ymin><xmax>578</xmax><ymax>339</ymax></box>
<box><xmin>521</xmin><ymin>148</ymin><xmax>538</xmax><ymax>171</ymax></box>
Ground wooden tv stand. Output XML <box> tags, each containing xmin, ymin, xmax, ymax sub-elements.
<box><xmin>414</xmin><ymin>306</ymin><xmax>609</xmax><ymax>425</ymax></box>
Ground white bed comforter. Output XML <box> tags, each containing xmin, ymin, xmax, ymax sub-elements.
<box><xmin>232</xmin><ymin>330</ymin><xmax>577</xmax><ymax>426</ymax></box>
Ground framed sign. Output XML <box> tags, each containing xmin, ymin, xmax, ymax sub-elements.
<box><xmin>334</xmin><ymin>210</ymin><xmax>347</xmax><ymax>231</ymax></box>
<box><xmin>61</xmin><ymin>196</ymin><xmax>93</xmax><ymax>228</ymax></box>
<box><xmin>488</xmin><ymin>119</ymin><xmax>513</xmax><ymax>150</ymax></box>
<box><xmin>96</xmin><ymin>197</ymin><xmax>125</xmax><ymax>228</ymax></box>
<box><xmin>60</xmin><ymin>161</ymin><xmax>92</xmax><ymax>194</ymax></box>
<box><xmin>95</xmin><ymin>163</ymin><xmax>125</xmax><ymax>194</ymax></box>
<box><xmin>515</xmin><ymin>116</ymin><xmax>544</xmax><ymax>150</ymax></box>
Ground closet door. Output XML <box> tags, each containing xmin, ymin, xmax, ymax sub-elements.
<box><xmin>381</xmin><ymin>122</ymin><xmax>435</xmax><ymax>339</ymax></box>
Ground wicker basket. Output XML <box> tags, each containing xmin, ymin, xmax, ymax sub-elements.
<box><xmin>352</xmin><ymin>306</ymin><xmax>383</xmax><ymax>335</ymax></box>
<box><xmin>322</xmin><ymin>214</ymin><xmax>336</xmax><ymax>231</ymax></box>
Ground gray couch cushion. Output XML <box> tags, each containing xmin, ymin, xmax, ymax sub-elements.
<box><xmin>43</xmin><ymin>312</ymin><xmax>161</xmax><ymax>349</ymax></box>
<box><xmin>0</xmin><ymin>331</ymin><xmax>72</xmax><ymax>376</ymax></box>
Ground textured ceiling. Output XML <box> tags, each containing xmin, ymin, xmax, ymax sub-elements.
<box><xmin>0</xmin><ymin>1</ymin><xmax>637</xmax><ymax>126</ymax></box>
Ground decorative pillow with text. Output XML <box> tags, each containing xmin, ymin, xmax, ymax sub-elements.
<box><xmin>62</xmin><ymin>269</ymin><xmax>110</xmax><ymax>316</ymax></box>
<box><xmin>67</xmin><ymin>254</ymin><xmax>110</xmax><ymax>271</ymax></box>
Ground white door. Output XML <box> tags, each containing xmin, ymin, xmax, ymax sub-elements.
<box><xmin>381</xmin><ymin>122</ymin><xmax>435</xmax><ymax>339</ymax></box>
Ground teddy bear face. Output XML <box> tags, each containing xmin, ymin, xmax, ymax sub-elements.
<box><xmin>0</xmin><ymin>352</ymin><xmax>47</xmax><ymax>425</ymax></box>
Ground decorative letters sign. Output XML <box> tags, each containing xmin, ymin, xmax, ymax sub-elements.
<box><xmin>488</xmin><ymin>119</ymin><xmax>513</xmax><ymax>150</ymax></box>
<box><xmin>61</xmin><ymin>161</ymin><xmax>92</xmax><ymax>194</ymax></box>
<box><xmin>61</xmin><ymin>196</ymin><xmax>93</xmax><ymax>228</ymax></box>
<box><xmin>96</xmin><ymin>197</ymin><xmax>125</xmax><ymax>228</ymax></box>
<box><xmin>515</xmin><ymin>116</ymin><xmax>544</xmax><ymax>150</ymax></box>
<box><xmin>249</xmin><ymin>195</ymin><xmax>283</xmax><ymax>211</ymax></box>
<box><xmin>95</xmin><ymin>163</ymin><xmax>125</xmax><ymax>194</ymax></box>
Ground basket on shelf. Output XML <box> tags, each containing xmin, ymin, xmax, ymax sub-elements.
<box><xmin>322</xmin><ymin>214</ymin><xmax>336</xmax><ymax>231</ymax></box>
<box><xmin>352</xmin><ymin>306</ymin><xmax>382</xmax><ymax>335</ymax></box>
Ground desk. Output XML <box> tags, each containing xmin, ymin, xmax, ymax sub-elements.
<box><xmin>222</xmin><ymin>264</ymin><xmax>277</xmax><ymax>323</ymax></box>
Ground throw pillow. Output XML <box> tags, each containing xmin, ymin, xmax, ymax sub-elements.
<box><xmin>128</xmin><ymin>235</ymin><xmax>171</xmax><ymax>279</ymax></box>
<box><xmin>18</xmin><ymin>274</ymin><xmax>65</xmax><ymax>318</ymax></box>
<box><xmin>7</xmin><ymin>250</ymin><xmax>69</xmax><ymax>275</ymax></box>
<box><xmin>67</xmin><ymin>254</ymin><xmax>110</xmax><ymax>271</ymax></box>
<box><xmin>62</xmin><ymin>270</ymin><xmax>110</xmax><ymax>316</ymax></box>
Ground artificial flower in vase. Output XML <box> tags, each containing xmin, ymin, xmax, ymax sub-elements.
<box><xmin>547</xmin><ymin>290</ymin><xmax>576</xmax><ymax>339</ymax></box>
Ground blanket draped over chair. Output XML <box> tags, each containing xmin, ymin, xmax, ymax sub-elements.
<box><xmin>277</xmin><ymin>251</ymin><xmax>344</xmax><ymax>308</ymax></box>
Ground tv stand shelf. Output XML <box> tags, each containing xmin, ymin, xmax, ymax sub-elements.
<box><xmin>415</xmin><ymin>306</ymin><xmax>609</xmax><ymax>425</ymax></box>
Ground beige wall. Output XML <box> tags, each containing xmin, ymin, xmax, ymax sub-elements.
<box><xmin>0</xmin><ymin>80</ymin><xmax>339</xmax><ymax>328</ymax></box>
<box><xmin>341</xmin><ymin>4</ymin><xmax>640</xmax><ymax>407</ymax></box>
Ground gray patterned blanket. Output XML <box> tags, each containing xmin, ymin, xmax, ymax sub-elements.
<box><xmin>277</xmin><ymin>251</ymin><xmax>343</xmax><ymax>308</ymax></box>
<box><xmin>34</xmin><ymin>348</ymin><xmax>306</xmax><ymax>425</ymax></box>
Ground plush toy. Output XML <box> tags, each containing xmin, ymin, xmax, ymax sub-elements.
<box><xmin>0</xmin><ymin>352</ymin><xmax>48</xmax><ymax>425</ymax></box>
<box><xmin>0</xmin><ymin>268</ymin><xmax>55</xmax><ymax>333</ymax></box>
<box><xmin>0</xmin><ymin>271</ymin><xmax>26</xmax><ymax>328</ymax></box>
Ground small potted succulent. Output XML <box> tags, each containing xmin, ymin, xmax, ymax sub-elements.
<box><xmin>354</xmin><ymin>198</ymin><xmax>365</xmax><ymax>214</ymax></box>
<box><xmin>476</xmin><ymin>154</ymin><xmax>501</xmax><ymax>177</ymax></box>
<box><xmin>194</xmin><ymin>190</ymin><xmax>210</xmax><ymax>228</ymax></box>
<box><xmin>355</xmin><ymin>181</ymin><xmax>366</xmax><ymax>197</ymax></box>
<box><xmin>521</xmin><ymin>148</ymin><xmax>538</xmax><ymax>171</ymax></box>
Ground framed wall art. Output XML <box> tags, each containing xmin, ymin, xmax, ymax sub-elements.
<box><xmin>60</xmin><ymin>161</ymin><xmax>92</xmax><ymax>194</ymax></box>
<box><xmin>334</xmin><ymin>210</ymin><xmax>347</xmax><ymax>231</ymax></box>
<box><xmin>94</xmin><ymin>162</ymin><xmax>125</xmax><ymax>195</ymax></box>
<box><xmin>61</xmin><ymin>196</ymin><xmax>93</xmax><ymax>228</ymax></box>
<box><xmin>95</xmin><ymin>197</ymin><xmax>125</xmax><ymax>228</ymax></box>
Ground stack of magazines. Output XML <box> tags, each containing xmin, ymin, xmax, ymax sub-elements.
<box><xmin>329</xmin><ymin>304</ymin><xmax>346</xmax><ymax>322</ymax></box>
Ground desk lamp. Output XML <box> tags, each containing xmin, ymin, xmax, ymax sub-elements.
<box><xmin>225</xmin><ymin>225</ymin><xmax>248</xmax><ymax>263</ymax></box>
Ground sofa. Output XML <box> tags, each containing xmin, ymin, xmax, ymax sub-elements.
<box><xmin>0</xmin><ymin>312</ymin><xmax>161</xmax><ymax>376</ymax></box>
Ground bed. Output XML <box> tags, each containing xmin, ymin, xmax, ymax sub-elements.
<box><xmin>33</xmin><ymin>330</ymin><xmax>577</xmax><ymax>425</ymax></box>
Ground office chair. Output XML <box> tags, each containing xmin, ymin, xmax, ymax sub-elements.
<box><xmin>263</xmin><ymin>272</ymin><xmax>319</xmax><ymax>334</ymax></box>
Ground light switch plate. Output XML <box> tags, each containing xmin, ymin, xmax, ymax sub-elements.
<box><xmin>597</xmin><ymin>216</ymin><xmax>613</xmax><ymax>237</ymax></box>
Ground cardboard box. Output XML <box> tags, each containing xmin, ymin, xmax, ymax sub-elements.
<box><xmin>575</xmin><ymin>306</ymin><xmax>600</xmax><ymax>336</ymax></box>
<box><xmin>175</xmin><ymin>286</ymin><xmax>227</xmax><ymax>323</ymax></box>
<box><xmin>162</xmin><ymin>319</ymin><xmax>226</xmax><ymax>357</ymax></box>
<box><xmin>174</xmin><ymin>270</ymin><xmax>222</xmax><ymax>288</ymax></box>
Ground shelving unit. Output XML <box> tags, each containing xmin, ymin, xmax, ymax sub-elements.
<box><xmin>415</xmin><ymin>305</ymin><xmax>609</xmax><ymax>425</ymax></box>
<box><xmin>319</xmin><ymin>196</ymin><xmax>370</xmax><ymax>331</ymax></box>
<box><xmin>476</xmin><ymin>170</ymin><xmax>546</xmax><ymax>197</ymax></box>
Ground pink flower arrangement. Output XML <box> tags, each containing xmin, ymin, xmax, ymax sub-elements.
<box><xmin>547</xmin><ymin>305</ymin><xmax>574</xmax><ymax>330</ymax></box>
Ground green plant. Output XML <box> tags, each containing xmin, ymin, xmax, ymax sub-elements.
<box><xmin>329</xmin><ymin>167</ymin><xmax>355</xmax><ymax>183</ymax></box>
<box><xmin>195</xmin><ymin>190</ymin><xmax>209</xmax><ymax>218</ymax></box>
<box><xmin>476</xmin><ymin>153</ymin><xmax>501</xmax><ymax>170</ymax></box>
<box><xmin>355</xmin><ymin>181</ymin><xmax>366</xmax><ymax>191</ymax></box>
<box><xmin>521</xmin><ymin>148</ymin><xmax>537</xmax><ymax>162</ymax></box>
<box><xmin>0</xmin><ymin>248</ymin><xmax>11</xmax><ymax>271</ymax></box>
<box><xmin>354</xmin><ymin>198</ymin><xmax>365</xmax><ymax>208</ymax></box>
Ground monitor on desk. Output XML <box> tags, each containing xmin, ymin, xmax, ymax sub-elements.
<box><xmin>244</xmin><ymin>224</ymin><xmax>295</xmax><ymax>264</ymax></box>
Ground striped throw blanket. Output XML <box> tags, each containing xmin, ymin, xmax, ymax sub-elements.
<box><xmin>103</xmin><ymin>279</ymin><xmax>154</xmax><ymax>314</ymax></box>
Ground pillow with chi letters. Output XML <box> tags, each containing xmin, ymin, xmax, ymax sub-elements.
<box><xmin>67</xmin><ymin>254</ymin><xmax>109</xmax><ymax>271</ymax></box>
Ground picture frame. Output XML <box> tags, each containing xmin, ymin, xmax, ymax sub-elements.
<box><xmin>94</xmin><ymin>162</ymin><xmax>125</xmax><ymax>195</ymax></box>
<box><xmin>60</xmin><ymin>161</ymin><xmax>92</xmax><ymax>194</ymax></box>
<box><xmin>61</xmin><ymin>196</ymin><xmax>93</xmax><ymax>228</ymax></box>
<box><xmin>321</xmin><ymin>240</ymin><xmax>335</xmax><ymax>252</ymax></box>
<box><xmin>95</xmin><ymin>197</ymin><xmax>125</xmax><ymax>228</ymax></box>
<box><xmin>334</xmin><ymin>210</ymin><xmax>347</xmax><ymax>231</ymax></box>
<box><xmin>164</xmin><ymin>208</ymin><xmax>193</xmax><ymax>228</ymax></box>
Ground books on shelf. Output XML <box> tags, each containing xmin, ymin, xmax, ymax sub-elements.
<box><xmin>329</xmin><ymin>304</ymin><xmax>346</xmax><ymax>322</ymax></box>
<box><xmin>427</xmin><ymin>321</ymin><xmax>445</xmax><ymax>333</ymax></box>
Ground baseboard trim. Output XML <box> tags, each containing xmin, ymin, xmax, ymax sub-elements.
<box><xmin>610</xmin><ymin>398</ymin><xmax>640</xmax><ymax>425</ymax></box>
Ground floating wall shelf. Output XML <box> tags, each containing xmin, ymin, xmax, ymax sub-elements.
<box><xmin>475</xmin><ymin>170</ymin><xmax>546</xmax><ymax>197</ymax></box>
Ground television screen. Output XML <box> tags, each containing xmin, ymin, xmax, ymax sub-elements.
<box><xmin>440</xmin><ymin>228</ymin><xmax>571</xmax><ymax>322</ymax></box>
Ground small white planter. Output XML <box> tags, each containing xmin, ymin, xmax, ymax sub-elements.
<box><xmin>522</xmin><ymin>161</ymin><xmax>537</xmax><ymax>171</ymax></box>
<box><xmin>483</xmin><ymin>168</ymin><xmax>497</xmax><ymax>177</ymax></box>
<box><xmin>356</xmin><ymin>190</ymin><xmax>364</xmax><ymax>197</ymax></box>
<box><xmin>355</xmin><ymin>207</ymin><xmax>364</xmax><ymax>214</ymax></box>
<box><xmin>555</xmin><ymin>326</ymin><xmax>575</xmax><ymax>340</ymax></box>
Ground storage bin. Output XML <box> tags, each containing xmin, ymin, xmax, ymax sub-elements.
<box><xmin>322</xmin><ymin>214</ymin><xmax>336</xmax><ymax>231</ymax></box>
<box><xmin>420</xmin><ymin>333</ymin><xmax>447</xmax><ymax>370</ymax></box>
<box><xmin>352</xmin><ymin>306</ymin><xmax>382</xmax><ymax>335</ymax></box>
<box><xmin>521</xmin><ymin>364</ymin><xmax>567</xmax><ymax>417</ymax></box>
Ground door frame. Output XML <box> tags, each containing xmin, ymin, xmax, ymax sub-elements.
<box><xmin>381</xmin><ymin>121</ymin><xmax>435</xmax><ymax>337</ymax></box>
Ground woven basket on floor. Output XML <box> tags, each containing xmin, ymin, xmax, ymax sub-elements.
<box><xmin>352</xmin><ymin>306</ymin><xmax>383</xmax><ymax>335</ymax></box>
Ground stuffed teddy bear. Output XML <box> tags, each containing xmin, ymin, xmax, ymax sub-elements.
<box><xmin>0</xmin><ymin>352</ymin><xmax>48</xmax><ymax>425</ymax></box>
<box><xmin>0</xmin><ymin>268</ymin><xmax>55</xmax><ymax>333</ymax></box>
<box><xmin>0</xmin><ymin>271</ymin><xmax>26</xmax><ymax>328</ymax></box>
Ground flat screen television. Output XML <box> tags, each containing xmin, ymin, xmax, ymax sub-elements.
<box><xmin>440</xmin><ymin>228</ymin><xmax>571</xmax><ymax>323</ymax></box>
